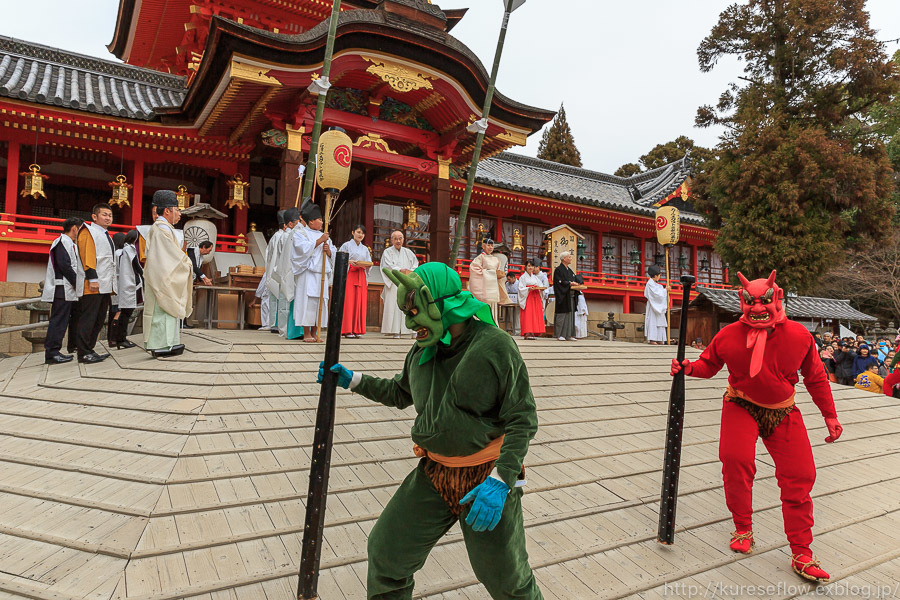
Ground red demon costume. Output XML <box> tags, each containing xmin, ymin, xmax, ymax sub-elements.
<box><xmin>671</xmin><ymin>271</ymin><xmax>842</xmax><ymax>583</ymax></box>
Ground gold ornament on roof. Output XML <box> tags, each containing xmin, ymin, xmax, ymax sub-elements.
<box><xmin>225</xmin><ymin>173</ymin><xmax>250</xmax><ymax>209</ymax></box>
<box><xmin>354</xmin><ymin>133</ymin><xmax>398</xmax><ymax>155</ymax></box>
<box><xmin>363</xmin><ymin>57</ymin><xmax>434</xmax><ymax>93</ymax></box>
<box><xmin>20</xmin><ymin>164</ymin><xmax>48</xmax><ymax>199</ymax></box>
<box><xmin>108</xmin><ymin>174</ymin><xmax>132</xmax><ymax>208</ymax></box>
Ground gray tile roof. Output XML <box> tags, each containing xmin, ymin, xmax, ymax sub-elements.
<box><xmin>475</xmin><ymin>152</ymin><xmax>704</xmax><ymax>224</ymax></box>
<box><xmin>696</xmin><ymin>286</ymin><xmax>876</xmax><ymax>321</ymax></box>
<box><xmin>0</xmin><ymin>36</ymin><xmax>186</xmax><ymax>120</ymax></box>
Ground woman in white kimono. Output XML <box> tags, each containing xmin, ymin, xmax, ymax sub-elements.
<box><xmin>643</xmin><ymin>264</ymin><xmax>668</xmax><ymax>344</ymax></box>
<box><xmin>339</xmin><ymin>225</ymin><xmax>372</xmax><ymax>338</ymax></box>
<box><xmin>517</xmin><ymin>261</ymin><xmax>546</xmax><ymax>340</ymax></box>
<box><xmin>467</xmin><ymin>238</ymin><xmax>504</xmax><ymax>322</ymax></box>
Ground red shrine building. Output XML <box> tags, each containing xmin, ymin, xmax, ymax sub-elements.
<box><xmin>0</xmin><ymin>0</ymin><xmax>728</xmax><ymax>314</ymax></box>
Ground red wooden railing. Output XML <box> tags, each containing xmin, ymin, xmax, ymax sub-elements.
<box><xmin>0</xmin><ymin>213</ymin><xmax>246</xmax><ymax>254</ymax></box>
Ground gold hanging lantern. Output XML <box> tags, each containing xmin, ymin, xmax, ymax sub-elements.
<box><xmin>20</xmin><ymin>164</ymin><xmax>48</xmax><ymax>199</ymax></box>
<box><xmin>175</xmin><ymin>185</ymin><xmax>192</xmax><ymax>210</ymax></box>
<box><xmin>225</xmin><ymin>173</ymin><xmax>250</xmax><ymax>209</ymax></box>
<box><xmin>655</xmin><ymin>206</ymin><xmax>681</xmax><ymax>246</ymax></box>
<box><xmin>107</xmin><ymin>174</ymin><xmax>132</xmax><ymax>208</ymax></box>
<box><xmin>511</xmin><ymin>228</ymin><xmax>524</xmax><ymax>252</ymax></box>
<box><xmin>544</xmin><ymin>234</ymin><xmax>552</xmax><ymax>256</ymax></box>
<box><xmin>384</xmin><ymin>236</ymin><xmax>391</xmax><ymax>248</ymax></box>
<box><xmin>474</xmin><ymin>223</ymin><xmax>487</xmax><ymax>246</ymax></box>
<box><xmin>316</xmin><ymin>128</ymin><xmax>353</xmax><ymax>194</ymax></box>
<box><xmin>404</xmin><ymin>200</ymin><xmax>418</xmax><ymax>229</ymax></box>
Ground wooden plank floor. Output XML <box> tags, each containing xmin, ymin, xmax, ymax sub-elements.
<box><xmin>0</xmin><ymin>330</ymin><xmax>897</xmax><ymax>599</ymax></box>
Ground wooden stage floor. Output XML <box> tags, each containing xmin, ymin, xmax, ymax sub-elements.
<box><xmin>0</xmin><ymin>331</ymin><xmax>897</xmax><ymax>599</ymax></box>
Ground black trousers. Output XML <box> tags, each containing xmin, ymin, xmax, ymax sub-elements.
<box><xmin>73</xmin><ymin>293</ymin><xmax>111</xmax><ymax>357</ymax></box>
<box><xmin>108</xmin><ymin>308</ymin><xmax>133</xmax><ymax>345</ymax></box>
<box><xmin>44</xmin><ymin>289</ymin><xmax>74</xmax><ymax>358</ymax></box>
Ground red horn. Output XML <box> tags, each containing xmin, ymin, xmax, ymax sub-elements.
<box><xmin>737</xmin><ymin>272</ymin><xmax>751</xmax><ymax>288</ymax></box>
<box><xmin>766</xmin><ymin>270</ymin><xmax>777</xmax><ymax>287</ymax></box>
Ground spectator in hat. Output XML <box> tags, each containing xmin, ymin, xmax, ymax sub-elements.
<box><xmin>852</xmin><ymin>344</ymin><xmax>879</xmax><ymax>379</ymax></box>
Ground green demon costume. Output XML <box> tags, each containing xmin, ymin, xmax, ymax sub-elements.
<box><xmin>320</xmin><ymin>262</ymin><xmax>543</xmax><ymax>599</ymax></box>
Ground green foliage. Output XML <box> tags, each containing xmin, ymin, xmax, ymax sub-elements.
<box><xmin>694</xmin><ymin>0</ymin><xmax>900</xmax><ymax>293</ymax></box>
<box><xmin>536</xmin><ymin>104</ymin><xmax>582</xmax><ymax>167</ymax></box>
<box><xmin>615</xmin><ymin>136</ymin><xmax>714</xmax><ymax>177</ymax></box>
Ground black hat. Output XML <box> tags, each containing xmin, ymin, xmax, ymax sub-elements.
<box><xmin>301</xmin><ymin>202</ymin><xmax>323</xmax><ymax>222</ymax></box>
<box><xmin>482</xmin><ymin>238</ymin><xmax>495</xmax><ymax>245</ymax></box>
<box><xmin>276</xmin><ymin>210</ymin><xmax>287</xmax><ymax>226</ymax></box>
<box><xmin>283</xmin><ymin>207</ymin><xmax>300</xmax><ymax>224</ymax></box>
<box><xmin>152</xmin><ymin>189</ymin><xmax>178</xmax><ymax>208</ymax></box>
<box><xmin>648</xmin><ymin>264</ymin><xmax>661</xmax><ymax>278</ymax></box>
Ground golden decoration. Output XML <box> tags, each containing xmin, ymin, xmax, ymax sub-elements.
<box><xmin>353</xmin><ymin>133</ymin><xmax>398</xmax><ymax>155</ymax></box>
<box><xmin>236</xmin><ymin>233</ymin><xmax>248</xmax><ymax>254</ymax></box>
<box><xmin>404</xmin><ymin>200</ymin><xmax>418</xmax><ymax>229</ymax></box>
<box><xmin>226</xmin><ymin>173</ymin><xmax>251</xmax><ymax>209</ymax></box>
<box><xmin>474</xmin><ymin>223</ymin><xmax>487</xmax><ymax>246</ymax></box>
<box><xmin>363</xmin><ymin>57</ymin><xmax>434</xmax><ymax>93</ymax></box>
<box><xmin>496</xmin><ymin>129</ymin><xmax>527</xmax><ymax>146</ymax></box>
<box><xmin>250</xmin><ymin>222</ymin><xmax>257</xmax><ymax>232</ymax></box>
<box><xmin>511</xmin><ymin>228</ymin><xmax>524</xmax><ymax>252</ymax></box>
<box><xmin>230</xmin><ymin>60</ymin><xmax>282</xmax><ymax>86</ymax></box>
<box><xmin>176</xmin><ymin>185</ymin><xmax>192</xmax><ymax>210</ymax></box>
<box><xmin>20</xmin><ymin>164</ymin><xmax>48</xmax><ymax>199</ymax></box>
<box><xmin>108</xmin><ymin>174</ymin><xmax>132</xmax><ymax>208</ymax></box>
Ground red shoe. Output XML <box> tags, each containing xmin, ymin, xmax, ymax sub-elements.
<box><xmin>791</xmin><ymin>554</ymin><xmax>830</xmax><ymax>583</ymax></box>
<box><xmin>729</xmin><ymin>530</ymin><xmax>754</xmax><ymax>553</ymax></box>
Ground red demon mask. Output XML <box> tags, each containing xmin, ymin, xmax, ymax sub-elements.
<box><xmin>736</xmin><ymin>270</ymin><xmax>788</xmax><ymax>378</ymax></box>
<box><xmin>737</xmin><ymin>270</ymin><xmax>787</xmax><ymax>329</ymax></box>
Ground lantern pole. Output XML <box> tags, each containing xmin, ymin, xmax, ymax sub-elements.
<box><xmin>665</xmin><ymin>245</ymin><xmax>672</xmax><ymax>345</ymax></box>
<box><xmin>299</xmin><ymin>0</ymin><xmax>342</xmax><ymax>206</ymax></box>
<box><xmin>449</xmin><ymin>0</ymin><xmax>525</xmax><ymax>265</ymax></box>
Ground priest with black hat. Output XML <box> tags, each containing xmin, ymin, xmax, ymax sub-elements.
<box><xmin>291</xmin><ymin>201</ymin><xmax>335</xmax><ymax>342</ymax></box>
<box><xmin>143</xmin><ymin>190</ymin><xmax>194</xmax><ymax>358</ymax></box>
<box><xmin>643</xmin><ymin>263</ymin><xmax>668</xmax><ymax>345</ymax></box>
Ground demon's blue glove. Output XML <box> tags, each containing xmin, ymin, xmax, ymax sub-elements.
<box><xmin>317</xmin><ymin>361</ymin><xmax>353</xmax><ymax>389</ymax></box>
<box><xmin>460</xmin><ymin>477</ymin><xmax>510</xmax><ymax>532</ymax></box>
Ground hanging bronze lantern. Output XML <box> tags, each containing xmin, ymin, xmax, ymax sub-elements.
<box><xmin>175</xmin><ymin>185</ymin><xmax>192</xmax><ymax>210</ymax></box>
<box><xmin>108</xmin><ymin>174</ymin><xmax>132</xmax><ymax>208</ymax></box>
<box><xmin>699</xmin><ymin>256</ymin><xmax>711</xmax><ymax>271</ymax></box>
<box><xmin>601</xmin><ymin>241</ymin><xmax>614</xmax><ymax>261</ymax></box>
<box><xmin>404</xmin><ymin>200</ymin><xmax>418</xmax><ymax>229</ymax></box>
<box><xmin>225</xmin><ymin>173</ymin><xmax>250</xmax><ymax>210</ymax></box>
<box><xmin>511</xmin><ymin>228</ymin><xmax>524</xmax><ymax>251</ymax></box>
<box><xmin>678</xmin><ymin>253</ymin><xmax>689</xmax><ymax>270</ymax></box>
<box><xmin>20</xmin><ymin>164</ymin><xmax>48</xmax><ymax>199</ymax></box>
<box><xmin>629</xmin><ymin>246</ymin><xmax>642</xmax><ymax>266</ymax></box>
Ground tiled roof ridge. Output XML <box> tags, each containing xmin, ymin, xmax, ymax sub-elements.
<box><xmin>0</xmin><ymin>35</ymin><xmax>186</xmax><ymax>90</ymax></box>
<box><xmin>487</xmin><ymin>151</ymin><xmax>690</xmax><ymax>187</ymax></box>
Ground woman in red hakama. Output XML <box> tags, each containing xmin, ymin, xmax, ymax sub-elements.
<box><xmin>517</xmin><ymin>260</ymin><xmax>546</xmax><ymax>340</ymax></box>
<box><xmin>339</xmin><ymin>225</ymin><xmax>372</xmax><ymax>338</ymax></box>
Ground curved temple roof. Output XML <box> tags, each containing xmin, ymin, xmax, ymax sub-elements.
<box><xmin>695</xmin><ymin>286</ymin><xmax>877</xmax><ymax>321</ymax></box>
<box><xmin>0</xmin><ymin>36</ymin><xmax>186</xmax><ymax>120</ymax></box>
<box><xmin>475</xmin><ymin>152</ymin><xmax>702</xmax><ymax>224</ymax></box>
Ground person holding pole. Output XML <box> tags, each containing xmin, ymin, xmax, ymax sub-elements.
<box><xmin>670</xmin><ymin>270</ymin><xmax>842</xmax><ymax>583</ymax></box>
<box><xmin>292</xmin><ymin>202</ymin><xmax>335</xmax><ymax>343</ymax></box>
<box><xmin>643</xmin><ymin>264</ymin><xmax>668</xmax><ymax>345</ymax></box>
<box><xmin>319</xmin><ymin>262</ymin><xmax>543</xmax><ymax>599</ymax></box>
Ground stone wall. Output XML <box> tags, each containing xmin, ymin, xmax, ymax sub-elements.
<box><xmin>0</xmin><ymin>281</ymin><xmax>42</xmax><ymax>356</ymax></box>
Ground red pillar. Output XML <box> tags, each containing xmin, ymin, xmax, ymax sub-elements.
<box><xmin>640</xmin><ymin>236</ymin><xmax>647</xmax><ymax>276</ymax></box>
<box><xmin>495</xmin><ymin>216</ymin><xmax>503</xmax><ymax>242</ymax></box>
<box><xmin>4</xmin><ymin>141</ymin><xmax>19</xmax><ymax>215</ymax></box>
<box><xmin>363</xmin><ymin>171</ymin><xmax>374</xmax><ymax>245</ymax></box>
<box><xmin>692</xmin><ymin>244</ymin><xmax>698</xmax><ymax>280</ymax></box>
<box><xmin>622</xmin><ymin>293</ymin><xmax>631</xmax><ymax>314</ymax></box>
<box><xmin>130</xmin><ymin>158</ymin><xmax>144</xmax><ymax>226</ymax></box>
<box><xmin>430</xmin><ymin>162</ymin><xmax>451</xmax><ymax>264</ymax></box>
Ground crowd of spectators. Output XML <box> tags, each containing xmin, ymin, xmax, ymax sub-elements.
<box><xmin>816</xmin><ymin>330</ymin><xmax>900</xmax><ymax>397</ymax></box>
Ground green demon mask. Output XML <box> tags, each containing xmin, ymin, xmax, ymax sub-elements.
<box><xmin>382</xmin><ymin>268</ymin><xmax>444</xmax><ymax>348</ymax></box>
<box><xmin>383</xmin><ymin>262</ymin><xmax>496</xmax><ymax>364</ymax></box>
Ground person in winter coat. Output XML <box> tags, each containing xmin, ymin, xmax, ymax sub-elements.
<box><xmin>832</xmin><ymin>342</ymin><xmax>855</xmax><ymax>385</ymax></box>
<box><xmin>852</xmin><ymin>344</ymin><xmax>879</xmax><ymax>379</ymax></box>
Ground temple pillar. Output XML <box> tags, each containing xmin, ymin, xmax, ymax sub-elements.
<box><xmin>495</xmin><ymin>216</ymin><xmax>503</xmax><ymax>242</ymax></box>
<box><xmin>430</xmin><ymin>158</ymin><xmax>451</xmax><ymax>265</ymax></box>
<box><xmin>129</xmin><ymin>158</ymin><xmax>144</xmax><ymax>226</ymax></box>
<box><xmin>691</xmin><ymin>244</ymin><xmax>698</xmax><ymax>280</ymax></box>
<box><xmin>279</xmin><ymin>125</ymin><xmax>304</xmax><ymax>209</ymax></box>
<box><xmin>640</xmin><ymin>236</ymin><xmax>647</xmax><ymax>276</ymax></box>
<box><xmin>4</xmin><ymin>141</ymin><xmax>19</xmax><ymax>215</ymax></box>
<box><xmin>363</xmin><ymin>170</ymin><xmax>374</xmax><ymax>246</ymax></box>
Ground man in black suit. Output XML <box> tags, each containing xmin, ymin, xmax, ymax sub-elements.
<box><xmin>42</xmin><ymin>218</ymin><xmax>82</xmax><ymax>364</ymax></box>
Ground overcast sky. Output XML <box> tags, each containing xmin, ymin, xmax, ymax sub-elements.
<box><xmin>5</xmin><ymin>0</ymin><xmax>899</xmax><ymax>173</ymax></box>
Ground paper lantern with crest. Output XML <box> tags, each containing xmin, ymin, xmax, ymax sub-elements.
<box><xmin>315</xmin><ymin>128</ymin><xmax>353</xmax><ymax>194</ymax></box>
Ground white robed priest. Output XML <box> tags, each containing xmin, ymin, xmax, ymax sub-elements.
<box><xmin>143</xmin><ymin>190</ymin><xmax>194</xmax><ymax>358</ymax></box>
<box><xmin>379</xmin><ymin>229</ymin><xmax>419</xmax><ymax>338</ymax></box>
<box><xmin>264</xmin><ymin>210</ymin><xmax>288</xmax><ymax>333</ymax></box>
<box><xmin>643</xmin><ymin>264</ymin><xmax>668</xmax><ymax>345</ymax></box>
<box><xmin>276</xmin><ymin>207</ymin><xmax>305</xmax><ymax>339</ymax></box>
<box><xmin>292</xmin><ymin>203</ymin><xmax>335</xmax><ymax>342</ymax></box>
<box><xmin>256</xmin><ymin>210</ymin><xmax>286</xmax><ymax>331</ymax></box>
